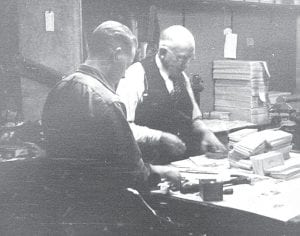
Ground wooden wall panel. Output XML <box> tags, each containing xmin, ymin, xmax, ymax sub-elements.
<box><xmin>18</xmin><ymin>0</ymin><xmax>82</xmax><ymax>75</ymax></box>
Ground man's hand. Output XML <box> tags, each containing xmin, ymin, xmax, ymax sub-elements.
<box><xmin>192</xmin><ymin>119</ymin><xmax>227</xmax><ymax>155</ymax></box>
<box><xmin>150</xmin><ymin>165</ymin><xmax>181</xmax><ymax>190</ymax></box>
<box><xmin>160</xmin><ymin>132</ymin><xmax>186</xmax><ymax>157</ymax></box>
<box><xmin>201</xmin><ymin>130</ymin><xmax>227</xmax><ymax>154</ymax></box>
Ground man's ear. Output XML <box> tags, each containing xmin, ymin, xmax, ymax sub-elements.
<box><xmin>113</xmin><ymin>47</ymin><xmax>122</xmax><ymax>61</ymax></box>
<box><xmin>158</xmin><ymin>47</ymin><xmax>167</xmax><ymax>59</ymax></box>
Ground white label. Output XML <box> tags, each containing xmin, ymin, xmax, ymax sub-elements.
<box><xmin>224</xmin><ymin>33</ymin><xmax>237</xmax><ymax>59</ymax></box>
<box><xmin>45</xmin><ymin>11</ymin><xmax>54</xmax><ymax>32</ymax></box>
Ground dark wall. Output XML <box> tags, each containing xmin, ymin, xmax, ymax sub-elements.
<box><xmin>297</xmin><ymin>17</ymin><xmax>300</xmax><ymax>93</ymax></box>
<box><xmin>0</xmin><ymin>0</ymin><xmax>18</xmax><ymax>63</ymax></box>
<box><xmin>156</xmin><ymin>3</ymin><xmax>297</xmax><ymax>111</ymax></box>
<box><xmin>82</xmin><ymin>0</ymin><xmax>140</xmax><ymax>60</ymax></box>
<box><xmin>233</xmin><ymin>7</ymin><xmax>296</xmax><ymax>93</ymax></box>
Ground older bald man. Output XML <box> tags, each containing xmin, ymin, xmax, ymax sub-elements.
<box><xmin>117</xmin><ymin>25</ymin><xmax>226</xmax><ymax>164</ymax></box>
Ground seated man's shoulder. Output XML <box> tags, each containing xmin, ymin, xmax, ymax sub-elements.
<box><xmin>66</xmin><ymin>72</ymin><xmax>116</xmax><ymax>101</ymax></box>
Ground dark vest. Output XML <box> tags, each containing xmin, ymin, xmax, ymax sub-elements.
<box><xmin>135</xmin><ymin>56</ymin><xmax>193</xmax><ymax>143</ymax></box>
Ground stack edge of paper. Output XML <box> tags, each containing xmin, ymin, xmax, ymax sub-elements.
<box><xmin>229</xmin><ymin>129</ymin><xmax>293</xmax><ymax>172</ymax></box>
<box><xmin>250</xmin><ymin>151</ymin><xmax>284</xmax><ymax>175</ymax></box>
<box><xmin>265</xmin><ymin>156</ymin><xmax>300</xmax><ymax>180</ymax></box>
<box><xmin>213</xmin><ymin>60</ymin><xmax>270</xmax><ymax>125</ymax></box>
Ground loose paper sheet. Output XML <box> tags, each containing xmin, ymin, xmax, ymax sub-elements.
<box><xmin>224</xmin><ymin>33</ymin><xmax>237</xmax><ymax>59</ymax></box>
<box><xmin>45</xmin><ymin>11</ymin><xmax>55</xmax><ymax>32</ymax></box>
<box><xmin>171</xmin><ymin>152</ymin><xmax>300</xmax><ymax>222</ymax></box>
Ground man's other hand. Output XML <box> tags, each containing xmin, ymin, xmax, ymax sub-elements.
<box><xmin>201</xmin><ymin>130</ymin><xmax>227</xmax><ymax>154</ymax></box>
<box><xmin>160</xmin><ymin>132</ymin><xmax>186</xmax><ymax>157</ymax></box>
<box><xmin>163</xmin><ymin>166</ymin><xmax>182</xmax><ymax>190</ymax></box>
<box><xmin>150</xmin><ymin>165</ymin><xmax>181</xmax><ymax>190</ymax></box>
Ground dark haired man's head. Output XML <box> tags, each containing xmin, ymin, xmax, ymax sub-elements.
<box><xmin>88</xmin><ymin>21</ymin><xmax>137</xmax><ymax>59</ymax></box>
<box><xmin>86</xmin><ymin>21</ymin><xmax>137</xmax><ymax>86</ymax></box>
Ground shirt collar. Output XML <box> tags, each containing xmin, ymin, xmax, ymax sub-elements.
<box><xmin>77</xmin><ymin>64</ymin><xmax>116</xmax><ymax>94</ymax></box>
<box><xmin>155</xmin><ymin>54</ymin><xmax>186</xmax><ymax>81</ymax></box>
<box><xmin>155</xmin><ymin>54</ymin><xmax>170</xmax><ymax>81</ymax></box>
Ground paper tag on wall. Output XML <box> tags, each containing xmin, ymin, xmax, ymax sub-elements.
<box><xmin>45</xmin><ymin>11</ymin><xmax>55</xmax><ymax>32</ymax></box>
<box><xmin>224</xmin><ymin>33</ymin><xmax>237</xmax><ymax>59</ymax></box>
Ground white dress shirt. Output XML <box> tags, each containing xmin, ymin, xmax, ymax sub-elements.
<box><xmin>117</xmin><ymin>54</ymin><xmax>202</xmax><ymax>145</ymax></box>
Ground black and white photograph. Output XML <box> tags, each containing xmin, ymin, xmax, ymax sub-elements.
<box><xmin>0</xmin><ymin>0</ymin><xmax>300</xmax><ymax>235</ymax></box>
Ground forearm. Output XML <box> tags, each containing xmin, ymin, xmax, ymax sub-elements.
<box><xmin>149</xmin><ymin>165</ymin><xmax>168</xmax><ymax>178</ymax></box>
<box><xmin>149</xmin><ymin>164</ymin><xmax>181</xmax><ymax>189</ymax></box>
<box><xmin>192</xmin><ymin>118</ymin><xmax>211</xmax><ymax>134</ymax></box>
<box><xmin>129</xmin><ymin>122</ymin><xmax>163</xmax><ymax>145</ymax></box>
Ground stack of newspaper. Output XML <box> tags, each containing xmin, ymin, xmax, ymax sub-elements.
<box><xmin>213</xmin><ymin>60</ymin><xmax>270</xmax><ymax>124</ymax></box>
<box><xmin>250</xmin><ymin>151</ymin><xmax>284</xmax><ymax>176</ymax></box>
<box><xmin>264</xmin><ymin>156</ymin><xmax>300</xmax><ymax>180</ymax></box>
<box><xmin>229</xmin><ymin>129</ymin><xmax>293</xmax><ymax>171</ymax></box>
<box><xmin>228</xmin><ymin>128</ymin><xmax>258</xmax><ymax>149</ymax></box>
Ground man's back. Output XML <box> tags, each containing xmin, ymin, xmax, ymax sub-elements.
<box><xmin>42</xmin><ymin>65</ymin><xmax>149</xmax><ymax>189</ymax></box>
<box><xmin>43</xmin><ymin>67</ymin><xmax>117</xmax><ymax>160</ymax></box>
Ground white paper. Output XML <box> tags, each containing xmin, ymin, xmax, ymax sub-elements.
<box><xmin>170</xmin><ymin>153</ymin><xmax>300</xmax><ymax>222</ymax></box>
<box><xmin>224</xmin><ymin>33</ymin><xmax>237</xmax><ymax>59</ymax></box>
<box><xmin>45</xmin><ymin>11</ymin><xmax>55</xmax><ymax>32</ymax></box>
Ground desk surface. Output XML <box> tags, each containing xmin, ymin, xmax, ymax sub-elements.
<box><xmin>202</xmin><ymin>119</ymin><xmax>257</xmax><ymax>133</ymax></box>
<box><xmin>157</xmin><ymin>152</ymin><xmax>300</xmax><ymax>235</ymax></box>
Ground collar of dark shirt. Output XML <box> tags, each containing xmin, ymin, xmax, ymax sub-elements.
<box><xmin>77</xmin><ymin>64</ymin><xmax>116</xmax><ymax>94</ymax></box>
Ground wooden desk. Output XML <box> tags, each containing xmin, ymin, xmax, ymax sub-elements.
<box><xmin>151</xmin><ymin>152</ymin><xmax>300</xmax><ymax>235</ymax></box>
<box><xmin>202</xmin><ymin>119</ymin><xmax>257</xmax><ymax>133</ymax></box>
<box><xmin>202</xmin><ymin>119</ymin><xmax>258</xmax><ymax>146</ymax></box>
<box><xmin>152</xmin><ymin>193</ymin><xmax>300</xmax><ymax>235</ymax></box>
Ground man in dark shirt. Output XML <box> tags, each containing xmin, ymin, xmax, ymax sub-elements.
<box><xmin>42</xmin><ymin>21</ymin><xmax>180</xmax><ymax>235</ymax></box>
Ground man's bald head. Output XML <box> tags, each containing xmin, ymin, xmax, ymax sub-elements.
<box><xmin>159</xmin><ymin>25</ymin><xmax>195</xmax><ymax>52</ymax></box>
<box><xmin>158</xmin><ymin>25</ymin><xmax>195</xmax><ymax>75</ymax></box>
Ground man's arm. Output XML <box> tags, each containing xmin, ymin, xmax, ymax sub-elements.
<box><xmin>182</xmin><ymin>72</ymin><xmax>203</xmax><ymax>120</ymax></box>
<box><xmin>117</xmin><ymin>62</ymin><xmax>163</xmax><ymax>145</ymax></box>
<box><xmin>117</xmin><ymin>63</ymin><xmax>186</xmax><ymax>157</ymax></box>
<box><xmin>183</xmin><ymin>72</ymin><xmax>226</xmax><ymax>153</ymax></box>
<box><xmin>99</xmin><ymin>100</ymin><xmax>181</xmax><ymax>190</ymax></box>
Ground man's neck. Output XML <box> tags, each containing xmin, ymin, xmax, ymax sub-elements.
<box><xmin>83</xmin><ymin>59</ymin><xmax>116</xmax><ymax>88</ymax></box>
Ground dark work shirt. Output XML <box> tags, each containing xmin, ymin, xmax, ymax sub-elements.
<box><xmin>42</xmin><ymin>65</ymin><xmax>151</xmax><ymax>191</ymax></box>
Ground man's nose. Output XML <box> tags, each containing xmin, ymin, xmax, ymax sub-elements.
<box><xmin>179</xmin><ymin>62</ymin><xmax>187</xmax><ymax>71</ymax></box>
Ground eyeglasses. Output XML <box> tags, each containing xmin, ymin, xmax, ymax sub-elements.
<box><xmin>164</xmin><ymin>47</ymin><xmax>194</xmax><ymax>64</ymax></box>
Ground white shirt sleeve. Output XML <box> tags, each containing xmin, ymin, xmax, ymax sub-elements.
<box><xmin>116</xmin><ymin>62</ymin><xmax>162</xmax><ymax>145</ymax></box>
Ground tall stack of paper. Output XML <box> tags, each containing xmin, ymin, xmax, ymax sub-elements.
<box><xmin>213</xmin><ymin>60</ymin><xmax>270</xmax><ymax>124</ymax></box>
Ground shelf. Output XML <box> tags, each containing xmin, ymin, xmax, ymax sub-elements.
<box><xmin>224</xmin><ymin>0</ymin><xmax>300</xmax><ymax>9</ymax></box>
<box><xmin>151</xmin><ymin>0</ymin><xmax>300</xmax><ymax>11</ymax></box>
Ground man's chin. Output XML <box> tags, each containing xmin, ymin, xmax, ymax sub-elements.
<box><xmin>168</xmin><ymin>68</ymin><xmax>180</xmax><ymax>76</ymax></box>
